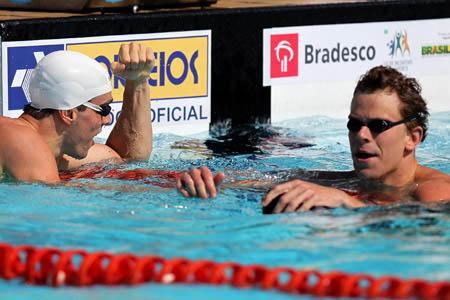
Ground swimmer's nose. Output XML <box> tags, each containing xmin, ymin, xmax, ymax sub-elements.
<box><xmin>102</xmin><ymin>113</ymin><xmax>113</xmax><ymax>125</ymax></box>
<box><xmin>355</xmin><ymin>125</ymin><xmax>372</xmax><ymax>140</ymax></box>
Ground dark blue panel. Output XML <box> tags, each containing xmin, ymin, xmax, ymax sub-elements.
<box><xmin>7</xmin><ymin>44</ymin><xmax>64</xmax><ymax>110</ymax></box>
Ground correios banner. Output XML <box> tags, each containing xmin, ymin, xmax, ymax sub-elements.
<box><xmin>1</xmin><ymin>30</ymin><xmax>211</xmax><ymax>137</ymax></box>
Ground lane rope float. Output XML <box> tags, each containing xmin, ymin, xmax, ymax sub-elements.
<box><xmin>0</xmin><ymin>243</ymin><xmax>449</xmax><ymax>299</ymax></box>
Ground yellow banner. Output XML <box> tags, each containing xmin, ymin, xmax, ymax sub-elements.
<box><xmin>67</xmin><ymin>36</ymin><xmax>209</xmax><ymax>102</ymax></box>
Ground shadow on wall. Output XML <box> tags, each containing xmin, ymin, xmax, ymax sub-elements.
<box><xmin>0</xmin><ymin>0</ymin><xmax>217</xmax><ymax>12</ymax></box>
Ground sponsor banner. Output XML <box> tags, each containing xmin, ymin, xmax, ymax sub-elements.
<box><xmin>67</xmin><ymin>36</ymin><xmax>208</xmax><ymax>101</ymax></box>
<box><xmin>264</xmin><ymin>18</ymin><xmax>450</xmax><ymax>121</ymax></box>
<box><xmin>1</xmin><ymin>30</ymin><xmax>211</xmax><ymax>136</ymax></box>
<box><xmin>263</xmin><ymin>18</ymin><xmax>450</xmax><ymax>86</ymax></box>
<box><xmin>5</xmin><ymin>44</ymin><xmax>65</xmax><ymax>111</ymax></box>
<box><xmin>270</xmin><ymin>33</ymin><xmax>299</xmax><ymax>79</ymax></box>
<box><xmin>98</xmin><ymin>97</ymin><xmax>210</xmax><ymax>137</ymax></box>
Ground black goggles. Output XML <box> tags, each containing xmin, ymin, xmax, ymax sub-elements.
<box><xmin>347</xmin><ymin>114</ymin><xmax>419</xmax><ymax>134</ymax></box>
<box><xmin>82</xmin><ymin>102</ymin><xmax>112</xmax><ymax>117</ymax></box>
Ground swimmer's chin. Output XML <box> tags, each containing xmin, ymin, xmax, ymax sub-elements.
<box><xmin>353</xmin><ymin>165</ymin><xmax>378</xmax><ymax>178</ymax></box>
<box><xmin>65</xmin><ymin>150</ymin><xmax>90</xmax><ymax>160</ymax></box>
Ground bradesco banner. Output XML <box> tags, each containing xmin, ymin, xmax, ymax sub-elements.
<box><xmin>263</xmin><ymin>19</ymin><xmax>450</xmax><ymax>120</ymax></box>
<box><xmin>263</xmin><ymin>18</ymin><xmax>450</xmax><ymax>86</ymax></box>
<box><xmin>1</xmin><ymin>30</ymin><xmax>211</xmax><ymax>136</ymax></box>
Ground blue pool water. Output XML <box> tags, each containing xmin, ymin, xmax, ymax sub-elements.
<box><xmin>0</xmin><ymin>112</ymin><xmax>449</xmax><ymax>299</ymax></box>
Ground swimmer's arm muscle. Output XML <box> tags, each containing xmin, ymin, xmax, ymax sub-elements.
<box><xmin>106</xmin><ymin>44</ymin><xmax>154</xmax><ymax>161</ymax></box>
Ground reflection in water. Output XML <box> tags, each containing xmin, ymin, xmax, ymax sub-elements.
<box><xmin>353</xmin><ymin>202</ymin><xmax>450</xmax><ymax>235</ymax></box>
<box><xmin>172</xmin><ymin>123</ymin><xmax>314</xmax><ymax>156</ymax></box>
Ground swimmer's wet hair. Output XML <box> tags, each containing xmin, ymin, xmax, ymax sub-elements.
<box><xmin>353</xmin><ymin>65</ymin><xmax>429</xmax><ymax>141</ymax></box>
<box><xmin>23</xmin><ymin>103</ymin><xmax>87</xmax><ymax>120</ymax></box>
<box><xmin>23</xmin><ymin>104</ymin><xmax>54</xmax><ymax>119</ymax></box>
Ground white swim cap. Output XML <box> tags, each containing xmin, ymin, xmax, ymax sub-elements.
<box><xmin>29</xmin><ymin>50</ymin><xmax>112</xmax><ymax>110</ymax></box>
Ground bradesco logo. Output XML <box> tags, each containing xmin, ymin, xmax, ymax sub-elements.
<box><xmin>304</xmin><ymin>42</ymin><xmax>376</xmax><ymax>64</ymax></box>
<box><xmin>67</xmin><ymin>36</ymin><xmax>208</xmax><ymax>101</ymax></box>
<box><xmin>6</xmin><ymin>44</ymin><xmax>65</xmax><ymax>111</ymax></box>
<box><xmin>270</xmin><ymin>33</ymin><xmax>299</xmax><ymax>78</ymax></box>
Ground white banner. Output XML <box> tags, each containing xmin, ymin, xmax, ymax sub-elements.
<box><xmin>263</xmin><ymin>19</ymin><xmax>450</xmax><ymax>119</ymax></box>
<box><xmin>264</xmin><ymin>19</ymin><xmax>450</xmax><ymax>86</ymax></box>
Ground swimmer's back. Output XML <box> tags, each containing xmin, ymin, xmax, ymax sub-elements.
<box><xmin>0</xmin><ymin>116</ymin><xmax>21</xmax><ymax>175</ymax></box>
<box><xmin>0</xmin><ymin>115</ymin><xmax>59</xmax><ymax>182</ymax></box>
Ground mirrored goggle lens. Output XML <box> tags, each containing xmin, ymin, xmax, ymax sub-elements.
<box><xmin>98</xmin><ymin>104</ymin><xmax>111</xmax><ymax>117</ymax></box>
<box><xmin>347</xmin><ymin>118</ymin><xmax>390</xmax><ymax>133</ymax></box>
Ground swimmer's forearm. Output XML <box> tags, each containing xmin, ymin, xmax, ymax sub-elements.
<box><xmin>288</xmin><ymin>169</ymin><xmax>356</xmax><ymax>180</ymax></box>
<box><xmin>106</xmin><ymin>79</ymin><xmax>152</xmax><ymax>161</ymax></box>
<box><xmin>221</xmin><ymin>169</ymin><xmax>356</xmax><ymax>189</ymax></box>
<box><xmin>222</xmin><ymin>179</ymin><xmax>274</xmax><ymax>189</ymax></box>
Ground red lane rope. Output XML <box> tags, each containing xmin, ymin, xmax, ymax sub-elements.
<box><xmin>60</xmin><ymin>167</ymin><xmax>182</xmax><ymax>188</ymax></box>
<box><xmin>0</xmin><ymin>243</ymin><xmax>449</xmax><ymax>299</ymax></box>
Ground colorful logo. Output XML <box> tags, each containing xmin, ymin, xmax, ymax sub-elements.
<box><xmin>68</xmin><ymin>35</ymin><xmax>209</xmax><ymax>102</ymax></box>
<box><xmin>270</xmin><ymin>33</ymin><xmax>298</xmax><ymax>78</ymax></box>
<box><xmin>422</xmin><ymin>45</ymin><xmax>450</xmax><ymax>56</ymax></box>
<box><xmin>6</xmin><ymin>44</ymin><xmax>65</xmax><ymax>110</ymax></box>
<box><xmin>386</xmin><ymin>30</ymin><xmax>411</xmax><ymax>58</ymax></box>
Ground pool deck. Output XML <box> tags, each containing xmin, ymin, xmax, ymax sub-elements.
<box><xmin>0</xmin><ymin>0</ymin><xmax>368</xmax><ymax>21</ymax></box>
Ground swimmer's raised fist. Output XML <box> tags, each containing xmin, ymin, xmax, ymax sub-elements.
<box><xmin>111</xmin><ymin>42</ymin><xmax>155</xmax><ymax>81</ymax></box>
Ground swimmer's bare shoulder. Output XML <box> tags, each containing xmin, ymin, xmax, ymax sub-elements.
<box><xmin>414</xmin><ymin>165</ymin><xmax>450</xmax><ymax>202</ymax></box>
<box><xmin>0</xmin><ymin>116</ymin><xmax>59</xmax><ymax>183</ymax></box>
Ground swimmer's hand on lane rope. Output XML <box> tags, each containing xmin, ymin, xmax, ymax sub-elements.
<box><xmin>110</xmin><ymin>43</ymin><xmax>156</xmax><ymax>81</ymax></box>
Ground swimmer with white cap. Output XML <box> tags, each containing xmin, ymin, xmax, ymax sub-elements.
<box><xmin>0</xmin><ymin>43</ymin><xmax>155</xmax><ymax>182</ymax></box>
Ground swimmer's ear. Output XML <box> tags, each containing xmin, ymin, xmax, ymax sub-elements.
<box><xmin>405</xmin><ymin>126</ymin><xmax>423</xmax><ymax>151</ymax></box>
<box><xmin>58</xmin><ymin>109</ymin><xmax>77</xmax><ymax>125</ymax></box>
